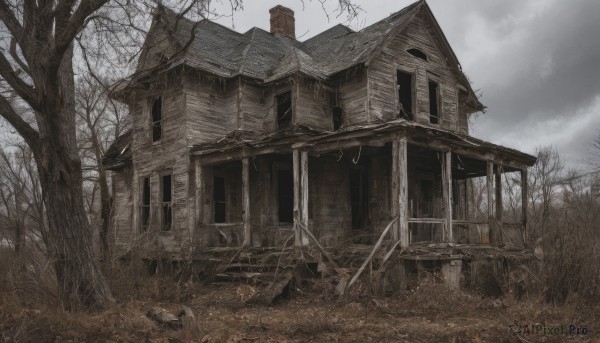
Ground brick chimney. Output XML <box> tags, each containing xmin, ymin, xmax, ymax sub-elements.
<box><xmin>269</xmin><ymin>5</ymin><xmax>295</xmax><ymax>39</ymax></box>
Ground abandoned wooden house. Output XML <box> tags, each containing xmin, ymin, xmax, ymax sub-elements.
<box><xmin>104</xmin><ymin>1</ymin><xmax>537</xmax><ymax>289</ymax></box>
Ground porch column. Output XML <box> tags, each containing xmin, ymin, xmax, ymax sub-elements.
<box><xmin>392</xmin><ymin>138</ymin><xmax>409</xmax><ymax>248</ymax></box>
<box><xmin>444</xmin><ymin>151</ymin><xmax>453</xmax><ymax>243</ymax></box>
<box><xmin>242</xmin><ymin>158</ymin><xmax>251</xmax><ymax>246</ymax></box>
<box><xmin>293</xmin><ymin>149</ymin><xmax>301</xmax><ymax>246</ymax></box>
<box><xmin>194</xmin><ymin>159</ymin><xmax>206</xmax><ymax>245</ymax></box>
<box><xmin>486</xmin><ymin>160</ymin><xmax>497</xmax><ymax>245</ymax></box>
<box><xmin>495</xmin><ymin>165</ymin><xmax>503</xmax><ymax>245</ymax></box>
<box><xmin>521</xmin><ymin>168</ymin><xmax>528</xmax><ymax>245</ymax></box>
<box><xmin>300</xmin><ymin>151</ymin><xmax>309</xmax><ymax>246</ymax></box>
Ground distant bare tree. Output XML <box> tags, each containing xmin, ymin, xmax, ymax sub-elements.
<box><xmin>527</xmin><ymin>146</ymin><xmax>563</xmax><ymax>242</ymax></box>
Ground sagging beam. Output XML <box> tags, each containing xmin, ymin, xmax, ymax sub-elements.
<box><xmin>242</xmin><ymin>158</ymin><xmax>251</xmax><ymax>246</ymax></box>
<box><xmin>444</xmin><ymin>151</ymin><xmax>453</xmax><ymax>243</ymax></box>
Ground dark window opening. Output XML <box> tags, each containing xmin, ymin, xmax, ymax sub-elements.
<box><xmin>213</xmin><ymin>176</ymin><xmax>226</xmax><ymax>223</ymax></box>
<box><xmin>276</xmin><ymin>92</ymin><xmax>292</xmax><ymax>129</ymax></box>
<box><xmin>277</xmin><ymin>170</ymin><xmax>294</xmax><ymax>223</ymax></box>
<box><xmin>429</xmin><ymin>80</ymin><xmax>439</xmax><ymax>124</ymax></box>
<box><xmin>330</xmin><ymin>92</ymin><xmax>343</xmax><ymax>131</ymax></box>
<box><xmin>152</xmin><ymin>97</ymin><xmax>162</xmax><ymax>142</ymax></box>
<box><xmin>333</xmin><ymin>107</ymin><xmax>343</xmax><ymax>130</ymax></box>
<box><xmin>397</xmin><ymin>71</ymin><xmax>413</xmax><ymax>120</ymax></box>
<box><xmin>141</xmin><ymin>177</ymin><xmax>150</xmax><ymax>231</ymax></box>
<box><xmin>407</xmin><ymin>48</ymin><xmax>428</xmax><ymax>61</ymax></box>
<box><xmin>161</xmin><ymin>174</ymin><xmax>172</xmax><ymax>231</ymax></box>
<box><xmin>350</xmin><ymin>168</ymin><xmax>368</xmax><ymax>230</ymax></box>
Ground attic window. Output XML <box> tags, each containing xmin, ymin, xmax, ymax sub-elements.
<box><xmin>276</xmin><ymin>92</ymin><xmax>292</xmax><ymax>129</ymax></box>
<box><xmin>407</xmin><ymin>48</ymin><xmax>428</xmax><ymax>61</ymax></box>
<box><xmin>397</xmin><ymin>71</ymin><xmax>414</xmax><ymax>120</ymax></box>
<box><xmin>429</xmin><ymin>80</ymin><xmax>440</xmax><ymax>124</ymax></box>
<box><xmin>151</xmin><ymin>97</ymin><xmax>162</xmax><ymax>142</ymax></box>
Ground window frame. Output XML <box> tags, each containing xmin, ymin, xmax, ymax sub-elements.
<box><xmin>428</xmin><ymin>78</ymin><xmax>441</xmax><ymax>125</ymax></box>
<box><xmin>396</xmin><ymin>69</ymin><xmax>416</xmax><ymax>120</ymax></box>
<box><xmin>150</xmin><ymin>96</ymin><xmax>163</xmax><ymax>143</ymax></box>
<box><xmin>160</xmin><ymin>172</ymin><xmax>173</xmax><ymax>231</ymax></box>
<box><xmin>140</xmin><ymin>176</ymin><xmax>151</xmax><ymax>232</ymax></box>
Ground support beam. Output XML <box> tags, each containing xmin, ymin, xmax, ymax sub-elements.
<box><xmin>293</xmin><ymin>149</ymin><xmax>301</xmax><ymax>246</ymax></box>
<box><xmin>444</xmin><ymin>151</ymin><xmax>453</xmax><ymax>243</ymax></box>
<box><xmin>194</xmin><ymin>159</ymin><xmax>204</xmax><ymax>234</ymax></box>
<box><xmin>521</xmin><ymin>168</ymin><xmax>528</xmax><ymax>245</ymax></box>
<box><xmin>391</xmin><ymin>141</ymin><xmax>400</xmax><ymax>242</ymax></box>
<box><xmin>392</xmin><ymin>139</ymin><xmax>409</xmax><ymax>248</ymax></box>
<box><xmin>242</xmin><ymin>158</ymin><xmax>251</xmax><ymax>246</ymax></box>
<box><xmin>300</xmin><ymin>151</ymin><xmax>309</xmax><ymax>246</ymax></box>
<box><xmin>495</xmin><ymin>165</ymin><xmax>503</xmax><ymax>245</ymax></box>
<box><xmin>487</xmin><ymin>161</ymin><xmax>496</xmax><ymax>245</ymax></box>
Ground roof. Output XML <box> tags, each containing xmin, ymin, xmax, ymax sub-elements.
<box><xmin>102</xmin><ymin>130</ymin><xmax>132</xmax><ymax>171</ymax></box>
<box><xmin>188</xmin><ymin>120</ymin><xmax>537</xmax><ymax>168</ymax></box>
<box><xmin>113</xmin><ymin>0</ymin><xmax>482</xmax><ymax>110</ymax></box>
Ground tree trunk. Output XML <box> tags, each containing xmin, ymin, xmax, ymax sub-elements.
<box><xmin>36</xmin><ymin>47</ymin><xmax>113</xmax><ymax>310</ymax></box>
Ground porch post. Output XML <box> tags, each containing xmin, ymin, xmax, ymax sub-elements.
<box><xmin>444</xmin><ymin>151</ymin><xmax>453</xmax><ymax>243</ymax></box>
<box><xmin>487</xmin><ymin>160</ymin><xmax>496</xmax><ymax>245</ymax></box>
<box><xmin>242</xmin><ymin>158</ymin><xmax>251</xmax><ymax>246</ymax></box>
<box><xmin>521</xmin><ymin>168</ymin><xmax>528</xmax><ymax>245</ymax></box>
<box><xmin>495</xmin><ymin>165</ymin><xmax>503</xmax><ymax>245</ymax></box>
<box><xmin>391</xmin><ymin>141</ymin><xmax>400</xmax><ymax>242</ymax></box>
<box><xmin>392</xmin><ymin>138</ymin><xmax>409</xmax><ymax>248</ymax></box>
<box><xmin>293</xmin><ymin>149</ymin><xmax>301</xmax><ymax>246</ymax></box>
<box><xmin>300</xmin><ymin>151</ymin><xmax>309</xmax><ymax>246</ymax></box>
<box><xmin>194</xmin><ymin>159</ymin><xmax>206</xmax><ymax>245</ymax></box>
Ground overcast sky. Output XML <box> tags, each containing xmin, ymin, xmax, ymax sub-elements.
<box><xmin>211</xmin><ymin>0</ymin><xmax>600</xmax><ymax>170</ymax></box>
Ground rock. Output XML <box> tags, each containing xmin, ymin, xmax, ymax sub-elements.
<box><xmin>146</xmin><ymin>307</ymin><xmax>182</xmax><ymax>329</ymax></box>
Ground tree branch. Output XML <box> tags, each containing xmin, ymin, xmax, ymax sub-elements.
<box><xmin>0</xmin><ymin>94</ymin><xmax>40</xmax><ymax>150</ymax></box>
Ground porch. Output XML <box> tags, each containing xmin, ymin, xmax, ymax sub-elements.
<box><xmin>190</xmin><ymin>120</ymin><xmax>535</xmax><ymax>251</ymax></box>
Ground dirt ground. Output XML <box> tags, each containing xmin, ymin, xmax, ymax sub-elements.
<box><xmin>1</xmin><ymin>272</ymin><xmax>599</xmax><ymax>343</ymax></box>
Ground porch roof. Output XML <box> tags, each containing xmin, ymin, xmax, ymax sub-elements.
<box><xmin>190</xmin><ymin>119</ymin><xmax>537</xmax><ymax>169</ymax></box>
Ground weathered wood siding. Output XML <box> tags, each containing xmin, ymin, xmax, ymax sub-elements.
<box><xmin>368</xmin><ymin>10</ymin><xmax>461</xmax><ymax>131</ymax></box>
<box><xmin>295</xmin><ymin>78</ymin><xmax>332</xmax><ymax>131</ymax></box>
<box><xmin>308</xmin><ymin>156</ymin><xmax>351</xmax><ymax>246</ymax></box>
<box><xmin>136</xmin><ymin>20</ymin><xmax>179</xmax><ymax>73</ymax></box>
<box><xmin>239</xmin><ymin>81</ymin><xmax>267</xmax><ymax>132</ymax></box>
<box><xmin>337</xmin><ymin>69</ymin><xmax>368</xmax><ymax>127</ymax></box>
<box><xmin>111</xmin><ymin>167</ymin><xmax>133</xmax><ymax>256</ymax></box>
<box><xmin>185</xmin><ymin>73</ymin><xmax>237</xmax><ymax>143</ymax></box>
<box><xmin>127</xmin><ymin>73</ymin><xmax>192</xmax><ymax>255</ymax></box>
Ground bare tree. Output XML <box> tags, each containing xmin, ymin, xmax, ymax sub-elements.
<box><xmin>0</xmin><ymin>0</ymin><xmax>358</xmax><ymax>310</ymax></box>
<box><xmin>527</xmin><ymin>146</ymin><xmax>563</xmax><ymax>242</ymax></box>
<box><xmin>75</xmin><ymin>74</ymin><xmax>128</xmax><ymax>263</ymax></box>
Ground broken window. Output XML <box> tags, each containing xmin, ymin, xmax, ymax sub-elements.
<box><xmin>330</xmin><ymin>92</ymin><xmax>343</xmax><ymax>130</ymax></box>
<box><xmin>429</xmin><ymin>80</ymin><xmax>439</xmax><ymax>124</ymax></box>
<box><xmin>161</xmin><ymin>174</ymin><xmax>172</xmax><ymax>231</ymax></box>
<box><xmin>276</xmin><ymin>92</ymin><xmax>292</xmax><ymax>129</ymax></box>
<box><xmin>213</xmin><ymin>176</ymin><xmax>226</xmax><ymax>223</ymax></box>
<box><xmin>407</xmin><ymin>48</ymin><xmax>428</xmax><ymax>61</ymax></box>
<box><xmin>141</xmin><ymin>177</ymin><xmax>151</xmax><ymax>231</ymax></box>
<box><xmin>277</xmin><ymin>169</ymin><xmax>294</xmax><ymax>223</ymax></box>
<box><xmin>151</xmin><ymin>97</ymin><xmax>162</xmax><ymax>142</ymax></box>
<box><xmin>397</xmin><ymin>71</ymin><xmax>413</xmax><ymax>120</ymax></box>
